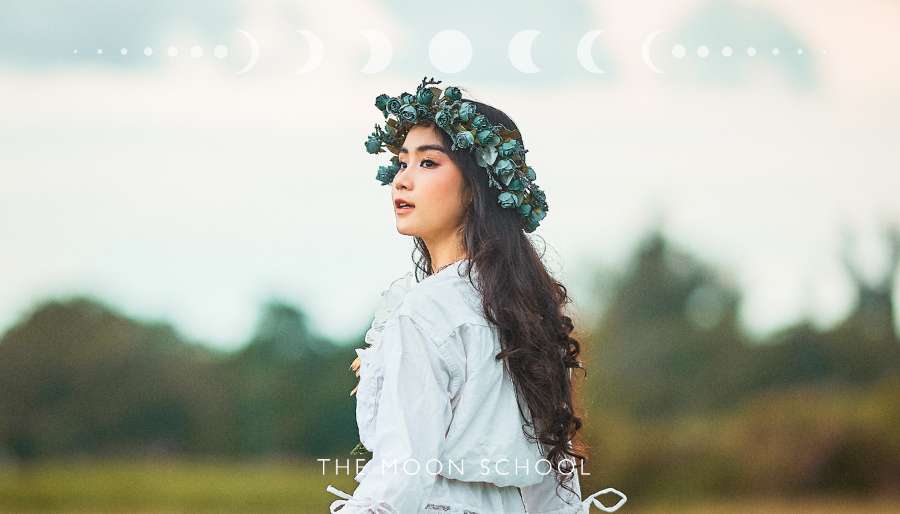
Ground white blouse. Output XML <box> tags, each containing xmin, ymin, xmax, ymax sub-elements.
<box><xmin>326</xmin><ymin>259</ymin><xmax>626</xmax><ymax>513</ymax></box>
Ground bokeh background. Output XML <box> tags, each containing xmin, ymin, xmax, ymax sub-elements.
<box><xmin>2</xmin><ymin>0</ymin><xmax>899</xmax><ymax>512</ymax></box>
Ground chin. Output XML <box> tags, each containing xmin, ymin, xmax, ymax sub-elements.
<box><xmin>395</xmin><ymin>220</ymin><xmax>419</xmax><ymax>237</ymax></box>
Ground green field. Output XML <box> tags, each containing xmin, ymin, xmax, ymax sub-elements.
<box><xmin>0</xmin><ymin>459</ymin><xmax>897</xmax><ymax>514</ymax></box>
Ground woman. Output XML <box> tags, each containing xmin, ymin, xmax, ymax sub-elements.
<box><xmin>325</xmin><ymin>77</ymin><xmax>626</xmax><ymax>513</ymax></box>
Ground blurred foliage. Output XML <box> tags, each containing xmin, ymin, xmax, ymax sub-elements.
<box><xmin>1</xmin><ymin>223</ymin><xmax>899</xmax><ymax>503</ymax></box>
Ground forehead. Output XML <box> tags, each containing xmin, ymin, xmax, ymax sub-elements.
<box><xmin>402</xmin><ymin>124</ymin><xmax>442</xmax><ymax>147</ymax></box>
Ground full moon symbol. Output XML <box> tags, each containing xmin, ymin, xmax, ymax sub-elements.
<box><xmin>295</xmin><ymin>29</ymin><xmax>324</xmax><ymax>74</ymax></box>
<box><xmin>360</xmin><ymin>29</ymin><xmax>392</xmax><ymax>74</ymax></box>
<box><xmin>236</xmin><ymin>29</ymin><xmax>259</xmax><ymax>75</ymax></box>
<box><xmin>641</xmin><ymin>30</ymin><xmax>666</xmax><ymax>74</ymax></box>
<box><xmin>576</xmin><ymin>30</ymin><xmax>606</xmax><ymax>74</ymax></box>
<box><xmin>508</xmin><ymin>30</ymin><xmax>541</xmax><ymax>74</ymax></box>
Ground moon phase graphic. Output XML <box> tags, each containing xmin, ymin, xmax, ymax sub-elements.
<box><xmin>235</xmin><ymin>29</ymin><xmax>259</xmax><ymax>75</ymax></box>
<box><xmin>295</xmin><ymin>29</ymin><xmax>324</xmax><ymax>74</ymax></box>
<box><xmin>576</xmin><ymin>30</ymin><xmax>606</xmax><ymax>74</ymax></box>
<box><xmin>360</xmin><ymin>29</ymin><xmax>392</xmax><ymax>74</ymax></box>
<box><xmin>641</xmin><ymin>29</ymin><xmax>666</xmax><ymax>74</ymax></box>
<box><xmin>508</xmin><ymin>30</ymin><xmax>542</xmax><ymax>74</ymax></box>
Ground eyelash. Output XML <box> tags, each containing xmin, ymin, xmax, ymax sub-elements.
<box><xmin>399</xmin><ymin>158</ymin><xmax>437</xmax><ymax>170</ymax></box>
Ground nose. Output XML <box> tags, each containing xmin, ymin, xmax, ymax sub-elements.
<box><xmin>392</xmin><ymin>164</ymin><xmax>411</xmax><ymax>190</ymax></box>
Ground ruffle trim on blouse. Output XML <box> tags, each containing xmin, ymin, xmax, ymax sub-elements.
<box><xmin>325</xmin><ymin>484</ymin><xmax>398</xmax><ymax>513</ymax></box>
<box><xmin>364</xmin><ymin>271</ymin><xmax>416</xmax><ymax>351</ymax></box>
<box><xmin>323</xmin><ymin>484</ymin><xmax>626</xmax><ymax>514</ymax></box>
<box><xmin>353</xmin><ymin>271</ymin><xmax>417</xmax><ymax>452</ymax></box>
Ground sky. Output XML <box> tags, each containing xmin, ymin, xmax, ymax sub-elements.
<box><xmin>1</xmin><ymin>0</ymin><xmax>899</xmax><ymax>351</ymax></box>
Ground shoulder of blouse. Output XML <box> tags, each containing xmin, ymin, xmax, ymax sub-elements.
<box><xmin>394</xmin><ymin>259</ymin><xmax>488</xmax><ymax>342</ymax></box>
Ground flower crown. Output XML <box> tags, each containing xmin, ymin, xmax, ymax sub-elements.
<box><xmin>364</xmin><ymin>76</ymin><xmax>548</xmax><ymax>233</ymax></box>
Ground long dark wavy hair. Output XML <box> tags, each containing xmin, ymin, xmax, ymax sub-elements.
<box><xmin>409</xmin><ymin>95</ymin><xmax>588</xmax><ymax>500</ymax></box>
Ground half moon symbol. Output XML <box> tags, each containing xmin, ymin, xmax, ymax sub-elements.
<box><xmin>508</xmin><ymin>30</ymin><xmax>541</xmax><ymax>74</ymax></box>
<box><xmin>295</xmin><ymin>29</ymin><xmax>324</xmax><ymax>75</ymax></box>
<box><xmin>236</xmin><ymin>29</ymin><xmax>259</xmax><ymax>75</ymax></box>
<box><xmin>642</xmin><ymin>29</ymin><xmax>665</xmax><ymax>74</ymax></box>
<box><xmin>360</xmin><ymin>29</ymin><xmax>392</xmax><ymax>74</ymax></box>
<box><xmin>577</xmin><ymin>30</ymin><xmax>605</xmax><ymax>74</ymax></box>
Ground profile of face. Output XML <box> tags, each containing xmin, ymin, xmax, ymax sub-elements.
<box><xmin>391</xmin><ymin>124</ymin><xmax>469</xmax><ymax>243</ymax></box>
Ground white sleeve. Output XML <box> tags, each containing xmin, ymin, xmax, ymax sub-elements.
<box><xmin>521</xmin><ymin>467</ymin><xmax>583</xmax><ymax>514</ymax></box>
<box><xmin>330</xmin><ymin>314</ymin><xmax>457</xmax><ymax>513</ymax></box>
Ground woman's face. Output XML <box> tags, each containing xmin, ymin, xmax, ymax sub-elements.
<box><xmin>391</xmin><ymin>124</ymin><xmax>468</xmax><ymax>242</ymax></box>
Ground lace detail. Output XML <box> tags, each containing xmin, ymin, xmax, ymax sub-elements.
<box><xmin>326</xmin><ymin>484</ymin><xmax>399</xmax><ymax>513</ymax></box>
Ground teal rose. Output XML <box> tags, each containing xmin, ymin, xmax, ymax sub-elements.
<box><xmin>472</xmin><ymin>114</ymin><xmax>491</xmax><ymax>130</ymax></box>
<box><xmin>443</xmin><ymin>86</ymin><xmax>462</xmax><ymax>102</ymax></box>
<box><xmin>365</xmin><ymin>134</ymin><xmax>382</xmax><ymax>154</ymax></box>
<box><xmin>375</xmin><ymin>157</ymin><xmax>401</xmax><ymax>185</ymax></box>
<box><xmin>454</xmin><ymin>130</ymin><xmax>475</xmax><ymax>150</ymax></box>
<box><xmin>498</xmin><ymin>140</ymin><xmax>522</xmax><ymax>158</ymax></box>
<box><xmin>518</xmin><ymin>203</ymin><xmax>532</xmax><ymax>217</ymax></box>
<box><xmin>415</xmin><ymin>104</ymin><xmax>431</xmax><ymax>121</ymax></box>
<box><xmin>493</xmin><ymin>158</ymin><xmax>514</xmax><ymax>175</ymax></box>
<box><xmin>458</xmin><ymin>102</ymin><xmax>477</xmax><ymax>122</ymax></box>
<box><xmin>525</xmin><ymin>166</ymin><xmax>536</xmax><ymax>181</ymax></box>
<box><xmin>507</xmin><ymin>178</ymin><xmax>525</xmax><ymax>191</ymax></box>
<box><xmin>399</xmin><ymin>104</ymin><xmax>418</xmax><ymax>123</ymax></box>
<box><xmin>375</xmin><ymin>163</ymin><xmax>398</xmax><ymax>185</ymax></box>
<box><xmin>498</xmin><ymin>191</ymin><xmax>520</xmax><ymax>209</ymax></box>
<box><xmin>492</xmin><ymin>159</ymin><xmax>515</xmax><ymax>186</ymax></box>
<box><xmin>375</xmin><ymin>94</ymin><xmax>390</xmax><ymax>112</ymax></box>
<box><xmin>386</xmin><ymin>97</ymin><xmax>402</xmax><ymax>115</ymax></box>
<box><xmin>476</xmin><ymin>129</ymin><xmax>501</xmax><ymax>147</ymax></box>
<box><xmin>435</xmin><ymin>108</ymin><xmax>456</xmax><ymax>128</ymax></box>
<box><xmin>416</xmin><ymin>88</ymin><xmax>434</xmax><ymax>106</ymax></box>
<box><xmin>400</xmin><ymin>92</ymin><xmax>415</xmax><ymax>104</ymax></box>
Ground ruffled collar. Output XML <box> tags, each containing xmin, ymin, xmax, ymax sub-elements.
<box><xmin>362</xmin><ymin>271</ymin><xmax>415</xmax><ymax>350</ymax></box>
<box><xmin>362</xmin><ymin>259</ymin><xmax>473</xmax><ymax>350</ymax></box>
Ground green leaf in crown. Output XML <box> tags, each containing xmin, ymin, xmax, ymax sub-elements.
<box><xmin>363</xmin><ymin>75</ymin><xmax>550</xmax><ymax>232</ymax></box>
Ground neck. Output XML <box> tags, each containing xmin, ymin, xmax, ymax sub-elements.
<box><xmin>424</xmin><ymin>232</ymin><xmax>467</xmax><ymax>274</ymax></box>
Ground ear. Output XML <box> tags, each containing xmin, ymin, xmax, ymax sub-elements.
<box><xmin>462</xmin><ymin>183</ymin><xmax>475</xmax><ymax>208</ymax></box>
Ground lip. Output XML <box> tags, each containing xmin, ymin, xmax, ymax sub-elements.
<box><xmin>394</xmin><ymin>197</ymin><xmax>415</xmax><ymax>214</ymax></box>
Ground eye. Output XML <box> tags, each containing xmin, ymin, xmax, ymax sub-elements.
<box><xmin>421</xmin><ymin>158</ymin><xmax>437</xmax><ymax>168</ymax></box>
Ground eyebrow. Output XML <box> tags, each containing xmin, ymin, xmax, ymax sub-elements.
<box><xmin>399</xmin><ymin>144</ymin><xmax>449</xmax><ymax>156</ymax></box>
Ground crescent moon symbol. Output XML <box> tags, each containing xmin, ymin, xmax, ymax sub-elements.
<box><xmin>236</xmin><ymin>29</ymin><xmax>259</xmax><ymax>75</ymax></box>
<box><xmin>642</xmin><ymin>29</ymin><xmax>665</xmax><ymax>74</ymax></box>
<box><xmin>508</xmin><ymin>30</ymin><xmax>541</xmax><ymax>74</ymax></box>
<box><xmin>295</xmin><ymin>29</ymin><xmax>324</xmax><ymax>75</ymax></box>
<box><xmin>360</xmin><ymin>29</ymin><xmax>392</xmax><ymax>74</ymax></box>
<box><xmin>577</xmin><ymin>30</ymin><xmax>605</xmax><ymax>74</ymax></box>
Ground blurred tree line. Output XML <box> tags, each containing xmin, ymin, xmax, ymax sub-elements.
<box><xmin>1</xmin><ymin>222</ymin><xmax>898</xmax><ymax>499</ymax></box>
